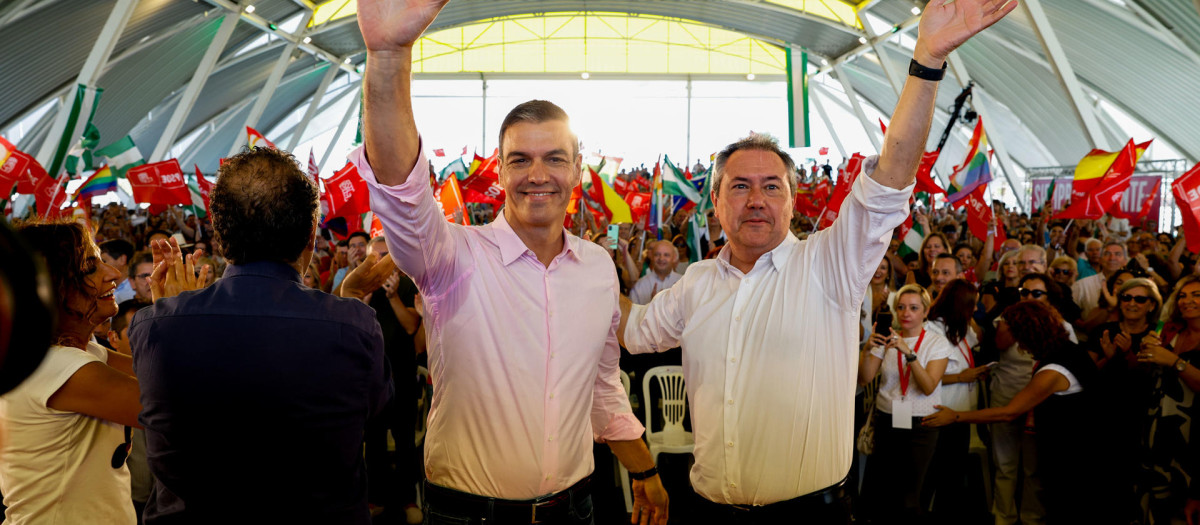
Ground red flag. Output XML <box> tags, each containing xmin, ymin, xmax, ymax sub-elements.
<box><xmin>819</xmin><ymin>147</ymin><xmax>829</xmax><ymax>156</ymax></box>
<box><xmin>34</xmin><ymin>174</ymin><xmax>68</xmax><ymax>218</ymax></box>
<box><xmin>194</xmin><ymin>164</ymin><xmax>214</xmax><ymax>215</ymax></box>
<box><xmin>914</xmin><ymin>150</ymin><xmax>945</xmax><ymax>195</ymax></box>
<box><xmin>127</xmin><ymin>160</ymin><xmax>192</xmax><ymax>206</ymax></box>
<box><xmin>461</xmin><ymin>167</ymin><xmax>505</xmax><ymax>206</ymax></box>
<box><xmin>0</xmin><ymin>148</ymin><xmax>33</xmax><ymax>198</ymax></box>
<box><xmin>1173</xmin><ymin>163</ymin><xmax>1200</xmax><ymax>253</ymax></box>
<box><xmin>247</xmin><ymin>126</ymin><xmax>275</xmax><ymax>150</ymax></box>
<box><xmin>307</xmin><ymin>150</ymin><xmax>319</xmax><ymax>185</ymax></box>
<box><xmin>818</xmin><ymin>153</ymin><xmax>864</xmax><ymax>229</ymax></box>
<box><xmin>325</xmin><ymin>161</ymin><xmax>370</xmax><ymax>219</ymax></box>
<box><xmin>879</xmin><ymin>119</ymin><xmax>887</xmax><ymax>135</ymax></box>
<box><xmin>1056</xmin><ymin>139</ymin><xmax>1146</xmax><ymax>220</ymax></box>
<box><xmin>461</xmin><ymin>146</ymin><xmax>468</xmax><ymax>156</ymax></box>
<box><xmin>434</xmin><ymin>175</ymin><xmax>470</xmax><ymax>225</ymax></box>
<box><xmin>965</xmin><ymin>185</ymin><xmax>1006</xmax><ymax>244</ymax></box>
<box><xmin>13</xmin><ymin>151</ymin><xmax>45</xmax><ymax>194</ymax></box>
<box><xmin>625</xmin><ymin>191</ymin><xmax>652</xmax><ymax>223</ymax></box>
<box><xmin>433</xmin><ymin>148</ymin><xmax>446</xmax><ymax>157</ymax></box>
<box><xmin>368</xmin><ymin>213</ymin><xmax>385</xmax><ymax>238</ymax></box>
<box><xmin>613</xmin><ymin>177</ymin><xmax>631</xmax><ymax>197</ymax></box>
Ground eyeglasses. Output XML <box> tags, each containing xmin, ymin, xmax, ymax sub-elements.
<box><xmin>1051</xmin><ymin>268</ymin><xmax>1074</xmax><ymax>276</ymax></box>
<box><xmin>136</xmin><ymin>273</ymin><xmax>152</xmax><ymax>280</ymax></box>
<box><xmin>1018</xmin><ymin>288</ymin><xmax>1048</xmax><ymax>299</ymax></box>
<box><xmin>1119</xmin><ymin>294</ymin><xmax>1152</xmax><ymax>304</ymax></box>
<box><xmin>1015</xmin><ymin>260</ymin><xmax>1045</xmax><ymax>267</ymax></box>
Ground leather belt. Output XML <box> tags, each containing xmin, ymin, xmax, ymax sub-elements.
<box><xmin>423</xmin><ymin>476</ymin><xmax>591</xmax><ymax>524</ymax></box>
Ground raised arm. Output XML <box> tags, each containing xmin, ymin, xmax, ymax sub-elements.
<box><xmin>359</xmin><ymin>0</ymin><xmax>449</xmax><ymax>185</ymax></box>
<box><xmin>870</xmin><ymin>0</ymin><xmax>1017</xmax><ymax>189</ymax></box>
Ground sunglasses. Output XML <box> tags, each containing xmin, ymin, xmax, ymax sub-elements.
<box><xmin>1051</xmin><ymin>268</ymin><xmax>1073</xmax><ymax>276</ymax></box>
<box><xmin>1119</xmin><ymin>294</ymin><xmax>1152</xmax><ymax>304</ymax></box>
<box><xmin>1018</xmin><ymin>288</ymin><xmax>1048</xmax><ymax>299</ymax></box>
<box><xmin>111</xmin><ymin>426</ymin><xmax>132</xmax><ymax>469</ymax></box>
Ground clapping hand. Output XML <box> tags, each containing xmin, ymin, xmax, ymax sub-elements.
<box><xmin>149</xmin><ymin>237</ymin><xmax>211</xmax><ymax>301</ymax></box>
<box><xmin>340</xmin><ymin>252</ymin><xmax>395</xmax><ymax>299</ymax></box>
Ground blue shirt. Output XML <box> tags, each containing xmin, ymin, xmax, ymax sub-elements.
<box><xmin>129</xmin><ymin>260</ymin><xmax>391</xmax><ymax>524</ymax></box>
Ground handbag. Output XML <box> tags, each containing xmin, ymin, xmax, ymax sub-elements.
<box><xmin>856</xmin><ymin>401</ymin><xmax>876</xmax><ymax>455</ymax></box>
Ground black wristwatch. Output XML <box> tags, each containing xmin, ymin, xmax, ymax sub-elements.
<box><xmin>904</xmin><ymin>352</ymin><xmax>918</xmax><ymax>363</ymax></box>
<box><xmin>909</xmin><ymin>58</ymin><xmax>947</xmax><ymax>81</ymax></box>
<box><xmin>629</xmin><ymin>466</ymin><xmax>658</xmax><ymax>480</ymax></box>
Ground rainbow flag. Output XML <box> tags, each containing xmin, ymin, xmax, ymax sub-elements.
<box><xmin>72</xmin><ymin>165</ymin><xmax>116</xmax><ymax>203</ymax></box>
<box><xmin>947</xmin><ymin>119</ymin><xmax>992</xmax><ymax>203</ymax></box>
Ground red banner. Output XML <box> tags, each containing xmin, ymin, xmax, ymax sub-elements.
<box><xmin>625</xmin><ymin>191</ymin><xmax>652</xmax><ymax>223</ymax></box>
<box><xmin>0</xmin><ymin>149</ymin><xmax>32</xmax><ymax>197</ymax></box>
<box><xmin>325</xmin><ymin>161</ymin><xmax>370</xmax><ymax>220</ymax></box>
<box><xmin>34</xmin><ymin>174</ymin><xmax>68</xmax><ymax>218</ymax></box>
<box><xmin>13</xmin><ymin>151</ymin><xmax>44</xmax><ymax>194</ymax></box>
<box><xmin>1172</xmin><ymin>163</ymin><xmax>1200</xmax><ymax>254</ymax></box>
<box><xmin>818</xmin><ymin>153</ymin><xmax>864</xmax><ymax>229</ymax></box>
<box><xmin>461</xmin><ymin>170</ymin><xmax>505</xmax><ymax>206</ymax></box>
<box><xmin>194</xmin><ymin>164</ymin><xmax>213</xmax><ymax>215</ymax></box>
<box><xmin>127</xmin><ymin>160</ymin><xmax>192</xmax><ymax>206</ymax></box>
<box><xmin>964</xmin><ymin>185</ymin><xmax>1007</xmax><ymax>245</ymax></box>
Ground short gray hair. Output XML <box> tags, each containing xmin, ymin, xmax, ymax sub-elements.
<box><xmin>711</xmin><ymin>133</ymin><xmax>798</xmax><ymax>196</ymax></box>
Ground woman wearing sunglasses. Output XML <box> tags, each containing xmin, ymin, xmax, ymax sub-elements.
<box><xmin>923</xmin><ymin>300</ymin><xmax>1112</xmax><ymax>524</ymax></box>
<box><xmin>0</xmin><ymin>221</ymin><xmax>200</xmax><ymax>524</ymax></box>
<box><xmin>1136</xmin><ymin>274</ymin><xmax>1200</xmax><ymax>524</ymax></box>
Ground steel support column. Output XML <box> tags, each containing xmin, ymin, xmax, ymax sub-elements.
<box><xmin>1022</xmin><ymin>0</ymin><xmax>1107</xmax><ymax>149</ymax></box>
<box><xmin>151</xmin><ymin>13</ymin><xmax>240</xmax><ymax>162</ymax></box>
<box><xmin>286</xmin><ymin>63</ymin><xmax>342</xmax><ymax>151</ymax></box>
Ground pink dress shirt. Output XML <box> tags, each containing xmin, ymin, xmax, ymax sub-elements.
<box><xmin>351</xmin><ymin>146</ymin><xmax>644</xmax><ymax>499</ymax></box>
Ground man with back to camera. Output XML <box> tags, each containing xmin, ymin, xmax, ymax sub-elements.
<box><xmin>129</xmin><ymin>147</ymin><xmax>391</xmax><ymax>524</ymax></box>
<box><xmin>349</xmin><ymin>1</ymin><xmax>669</xmax><ymax>523</ymax></box>
<box><xmin>617</xmin><ymin>1</ymin><xmax>1017</xmax><ymax>521</ymax></box>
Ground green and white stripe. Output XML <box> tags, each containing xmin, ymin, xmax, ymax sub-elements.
<box><xmin>662</xmin><ymin>155</ymin><xmax>701</xmax><ymax>202</ymax></box>
<box><xmin>95</xmin><ymin>135</ymin><xmax>146</xmax><ymax>179</ymax></box>
<box><xmin>186</xmin><ymin>181</ymin><xmax>207</xmax><ymax>219</ymax></box>
<box><xmin>45</xmin><ymin>84</ymin><xmax>103</xmax><ymax>177</ymax></box>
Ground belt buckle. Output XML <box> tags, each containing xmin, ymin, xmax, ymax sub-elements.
<box><xmin>530</xmin><ymin>496</ymin><xmax>554</xmax><ymax>524</ymax></box>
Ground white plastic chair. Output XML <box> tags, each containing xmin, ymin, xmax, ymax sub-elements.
<box><xmin>642</xmin><ymin>366</ymin><xmax>694</xmax><ymax>463</ymax></box>
<box><xmin>618</xmin><ymin>370</ymin><xmax>634</xmax><ymax>513</ymax></box>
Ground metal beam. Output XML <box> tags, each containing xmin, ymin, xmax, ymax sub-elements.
<box><xmin>946</xmin><ymin>54</ymin><xmax>1026</xmax><ymax>212</ymax></box>
<box><xmin>286</xmin><ymin>63</ymin><xmax>342</xmax><ymax>151</ymax></box>
<box><xmin>318</xmin><ymin>86</ymin><xmax>362</xmax><ymax>173</ymax></box>
<box><xmin>151</xmin><ymin>13</ymin><xmax>240</xmax><ymax>162</ymax></box>
<box><xmin>821</xmin><ymin>14</ymin><xmax>921</xmax><ymax>75</ymax></box>
<box><xmin>0</xmin><ymin>0</ymin><xmax>41</xmax><ymax>28</ymax></box>
<box><xmin>855</xmin><ymin>9</ymin><xmax>905</xmax><ymax>96</ymax></box>
<box><xmin>230</xmin><ymin>12</ymin><xmax>314</xmax><ymax>156</ymax></box>
<box><xmin>1021</xmin><ymin>0</ymin><xmax>1107</xmax><ymax>149</ymax></box>
<box><xmin>180</xmin><ymin>99</ymin><xmax>251</xmax><ymax>167</ymax></box>
<box><xmin>277</xmin><ymin>84</ymin><xmax>359</xmax><ymax>154</ymax></box>
<box><xmin>831</xmin><ymin>63</ymin><xmax>881</xmax><ymax>153</ymax></box>
<box><xmin>202</xmin><ymin>0</ymin><xmax>357</xmax><ymax>76</ymax></box>
<box><xmin>808</xmin><ymin>85</ymin><xmax>847</xmax><ymax>159</ymax></box>
<box><xmin>34</xmin><ymin>0</ymin><xmax>138</xmax><ymax>168</ymax></box>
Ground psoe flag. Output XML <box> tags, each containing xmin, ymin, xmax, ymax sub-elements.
<box><xmin>127</xmin><ymin>159</ymin><xmax>192</xmax><ymax>206</ymax></box>
<box><xmin>0</xmin><ymin>135</ymin><xmax>15</xmax><ymax>165</ymax></box>
<box><xmin>247</xmin><ymin>126</ymin><xmax>276</xmax><ymax>150</ymax></box>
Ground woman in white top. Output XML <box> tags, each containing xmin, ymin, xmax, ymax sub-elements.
<box><xmin>0</xmin><ymin>220</ymin><xmax>150</xmax><ymax>524</ymax></box>
<box><xmin>858</xmin><ymin>284</ymin><xmax>951</xmax><ymax>523</ymax></box>
<box><xmin>861</xmin><ymin>257</ymin><xmax>897</xmax><ymax>343</ymax></box>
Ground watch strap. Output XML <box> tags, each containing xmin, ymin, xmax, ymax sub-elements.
<box><xmin>629</xmin><ymin>466</ymin><xmax>658</xmax><ymax>480</ymax></box>
<box><xmin>909</xmin><ymin>58</ymin><xmax>947</xmax><ymax>81</ymax></box>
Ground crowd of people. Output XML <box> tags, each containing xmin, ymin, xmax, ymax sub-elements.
<box><xmin>15</xmin><ymin>0</ymin><xmax>1188</xmax><ymax>524</ymax></box>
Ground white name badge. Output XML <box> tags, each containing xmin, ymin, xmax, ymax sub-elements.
<box><xmin>892</xmin><ymin>398</ymin><xmax>913</xmax><ymax>429</ymax></box>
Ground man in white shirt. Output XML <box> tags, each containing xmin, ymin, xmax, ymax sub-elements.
<box><xmin>617</xmin><ymin>2</ymin><xmax>1016</xmax><ymax>521</ymax></box>
<box><xmin>1073</xmin><ymin>240</ymin><xmax>1127</xmax><ymax>315</ymax></box>
<box><xmin>629</xmin><ymin>241</ymin><xmax>683</xmax><ymax>305</ymax></box>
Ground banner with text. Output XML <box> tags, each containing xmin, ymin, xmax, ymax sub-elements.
<box><xmin>1030</xmin><ymin>175</ymin><xmax>1162</xmax><ymax>224</ymax></box>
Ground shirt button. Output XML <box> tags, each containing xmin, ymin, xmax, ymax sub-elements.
<box><xmin>730</xmin><ymin>357</ymin><xmax>737</xmax><ymax>363</ymax></box>
<box><xmin>735</xmin><ymin>315</ymin><xmax>742</xmax><ymax>322</ymax></box>
<box><xmin>727</xmin><ymin>399</ymin><xmax>734</xmax><ymax>405</ymax></box>
<box><xmin>727</xmin><ymin>441</ymin><xmax>734</xmax><ymax>447</ymax></box>
<box><xmin>545</xmin><ymin>475</ymin><xmax>551</xmax><ymax>480</ymax></box>
<box><xmin>548</xmin><ymin>436</ymin><xmax>554</xmax><ymax>442</ymax></box>
<box><xmin>549</xmin><ymin>394</ymin><xmax>555</xmax><ymax>399</ymax></box>
<box><xmin>730</xmin><ymin>482</ymin><xmax>737</xmax><ymax>488</ymax></box>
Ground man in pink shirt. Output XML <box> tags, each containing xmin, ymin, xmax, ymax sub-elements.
<box><xmin>347</xmin><ymin>1</ymin><xmax>668</xmax><ymax>524</ymax></box>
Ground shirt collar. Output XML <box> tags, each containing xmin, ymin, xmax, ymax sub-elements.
<box><xmin>493</xmin><ymin>211</ymin><xmax>580</xmax><ymax>266</ymax></box>
<box><xmin>222</xmin><ymin>260</ymin><xmax>302</xmax><ymax>283</ymax></box>
<box><xmin>716</xmin><ymin>232</ymin><xmax>800</xmax><ymax>277</ymax></box>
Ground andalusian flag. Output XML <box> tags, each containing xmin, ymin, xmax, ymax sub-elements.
<box><xmin>661</xmin><ymin>155</ymin><xmax>701</xmax><ymax>202</ymax></box>
<box><xmin>897</xmin><ymin>212</ymin><xmax>924</xmax><ymax>257</ymax></box>
<box><xmin>439</xmin><ymin>157</ymin><xmax>469</xmax><ymax>182</ymax></box>
<box><xmin>247</xmin><ymin>126</ymin><xmax>276</xmax><ymax>150</ymax></box>
<box><xmin>947</xmin><ymin>119</ymin><xmax>992</xmax><ymax>203</ymax></box>
<box><xmin>94</xmin><ymin>135</ymin><xmax>145</xmax><ymax>179</ymax></box>
<box><xmin>71</xmin><ymin>165</ymin><xmax>117</xmax><ymax>204</ymax></box>
<box><xmin>45</xmin><ymin>84</ymin><xmax>102</xmax><ymax>179</ymax></box>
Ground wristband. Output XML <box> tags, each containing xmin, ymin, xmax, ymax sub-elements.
<box><xmin>905</xmin><ymin>352</ymin><xmax>918</xmax><ymax>363</ymax></box>
<box><xmin>629</xmin><ymin>466</ymin><xmax>658</xmax><ymax>480</ymax></box>
<box><xmin>908</xmin><ymin>58</ymin><xmax>947</xmax><ymax>81</ymax></box>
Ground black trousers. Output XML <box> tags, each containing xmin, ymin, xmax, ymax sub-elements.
<box><xmin>691</xmin><ymin>483</ymin><xmax>852</xmax><ymax>525</ymax></box>
<box><xmin>862</xmin><ymin>411</ymin><xmax>940</xmax><ymax>524</ymax></box>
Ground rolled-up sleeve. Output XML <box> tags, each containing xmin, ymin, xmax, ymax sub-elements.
<box><xmin>592</xmin><ymin>293</ymin><xmax>646</xmax><ymax>443</ymax></box>
<box><xmin>623</xmin><ymin>273</ymin><xmax>686</xmax><ymax>355</ymax></box>
<box><xmin>811</xmin><ymin>156</ymin><xmax>913</xmax><ymax>312</ymax></box>
<box><xmin>350</xmin><ymin>145</ymin><xmax>462</xmax><ymax>294</ymax></box>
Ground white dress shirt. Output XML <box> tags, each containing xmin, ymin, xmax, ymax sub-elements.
<box><xmin>624</xmin><ymin>165</ymin><xmax>912</xmax><ymax>505</ymax></box>
<box><xmin>629</xmin><ymin>270</ymin><xmax>683</xmax><ymax>305</ymax></box>
<box><xmin>868</xmin><ymin>323</ymin><xmax>953</xmax><ymax>416</ymax></box>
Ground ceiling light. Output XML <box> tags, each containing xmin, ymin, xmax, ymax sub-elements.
<box><xmin>244</xmin><ymin>4</ymin><xmax>255</xmax><ymax>13</ymax></box>
<box><xmin>344</xmin><ymin>57</ymin><xmax>352</xmax><ymax>64</ymax></box>
<box><xmin>821</xmin><ymin>58</ymin><xmax>829</xmax><ymax>66</ymax></box>
<box><xmin>746</xmin><ymin>73</ymin><xmax>756</xmax><ymax>80</ymax></box>
<box><xmin>581</xmin><ymin>72</ymin><xmax>590</xmax><ymax>80</ymax></box>
<box><xmin>303</xmin><ymin>36</ymin><xmax>312</xmax><ymax>44</ymax></box>
<box><xmin>911</xmin><ymin>6</ymin><xmax>921</xmax><ymax>15</ymax></box>
<box><xmin>858</xmin><ymin>36</ymin><xmax>867</xmax><ymax>44</ymax></box>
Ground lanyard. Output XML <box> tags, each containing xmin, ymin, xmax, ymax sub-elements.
<box><xmin>898</xmin><ymin>329</ymin><xmax>927</xmax><ymax>398</ymax></box>
<box><xmin>959</xmin><ymin>340</ymin><xmax>975</xmax><ymax>369</ymax></box>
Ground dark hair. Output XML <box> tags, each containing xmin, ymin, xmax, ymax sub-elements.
<box><xmin>1001</xmin><ymin>300</ymin><xmax>1069</xmax><ymax>360</ymax></box>
<box><xmin>111</xmin><ymin>300</ymin><xmax>149</xmax><ymax>334</ymax></box>
<box><xmin>498</xmin><ymin>100</ymin><xmax>578</xmax><ymax>158</ymax></box>
<box><xmin>347</xmin><ymin>231</ymin><xmax>370</xmax><ymax>245</ymax></box>
<box><xmin>934</xmin><ymin>253</ymin><xmax>963</xmax><ymax>273</ymax></box>
<box><xmin>954</xmin><ymin>243</ymin><xmax>977</xmax><ymax>257</ymax></box>
<box><xmin>210</xmin><ymin>147</ymin><xmax>319</xmax><ymax>264</ymax></box>
<box><xmin>99</xmin><ymin>239</ymin><xmax>134</xmax><ymax>264</ymax></box>
<box><xmin>145</xmin><ymin>229</ymin><xmax>172</xmax><ymax>246</ymax></box>
<box><xmin>14</xmin><ymin>219</ymin><xmax>98</xmax><ymax>323</ymax></box>
<box><xmin>128</xmin><ymin>252</ymin><xmax>153</xmax><ymax>281</ymax></box>
<box><xmin>928</xmin><ymin>279</ymin><xmax>978</xmax><ymax>345</ymax></box>
<box><xmin>1106</xmin><ymin>265</ymin><xmax>1147</xmax><ymax>294</ymax></box>
<box><xmin>712</xmin><ymin>133</ymin><xmax>799</xmax><ymax>196</ymax></box>
<box><xmin>335</xmin><ymin>239</ymin><xmax>349</xmax><ymax>248</ymax></box>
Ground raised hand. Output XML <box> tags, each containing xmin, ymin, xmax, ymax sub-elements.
<box><xmin>915</xmin><ymin>0</ymin><xmax>1018</xmax><ymax>64</ymax></box>
<box><xmin>149</xmin><ymin>238</ymin><xmax>210</xmax><ymax>301</ymax></box>
<box><xmin>340</xmin><ymin>252</ymin><xmax>396</xmax><ymax>299</ymax></box>
<box><xmin>631</xmin><ymin>476</ymin><xmax>669</xmax><ymax>525</ymax></box>
<box><xmin>357</xmin><ymin>0</ymin><xmax>450</xmax><ymax>51</ymax></box>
